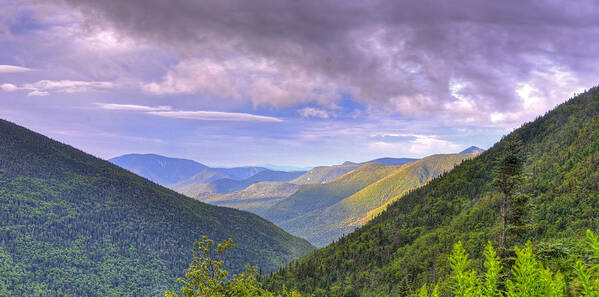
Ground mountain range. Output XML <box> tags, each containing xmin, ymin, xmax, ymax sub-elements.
<box><xmin>109</xmin><ymin>154</ymin><xmax>270</xmax><ymax>186</ymax></box>
<box><xmin>176</xmin><ymin>169</ymin><xmax>306</xmax><ymax>197</ymax></box>
<box><xmin>110</xmin><ymin>149</ymin><xmax>480</xmax><ymax>247</ymax></box>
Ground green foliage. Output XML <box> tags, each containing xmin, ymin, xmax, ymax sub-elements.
<box><xmin>493</xmin><ymin>138</ymin><xmax>530</xmax><ymax>250</ymax></box>
<box><xmin>423</xmin><ymin>239</ymin><xmax>568</xmax><ymax>297</ymax></box>
<box><xmin>0</xmin><ymin>119</ymin><xmax>314</xmax><ymax>297</ymax></box>
<box><xmin>165</xmin><ymin>237</ymin><xmax>304</xmax><ymax>297</ymax></box>
<box><xmin>505</xmin><ymin>242</ymin><xmax>565</xmax><ymax>297</ymax></box>
<box><xmin>482</xmin><ymin>242</ymin><xmax>501</xmax><ymax>297</ymax></box>
<box><xmin>573</xmin><ymin>230</ymin><xmax>599</xmax><ymax>296</ymax></box>
<box><xmin>418</xmin><ymin>284</ymin><xmax>439</xmax><ymax>297</ymax></box>
<box><xmin>448</xmin><ymin>241</ymin><xmax>482</xmax><ymax>297</ymax></box>
<box><xmin>419</xmin><ymin>231</ymin><xmax>599</xmax><ymax>297</ymax></box>
<box><xmin>446</xmin><ymin>241</ymin><xmax>502</xmax><ymax>297</ymax></box>
<box><xmin>263</xmin><ymin>87</ymin><xmax>599</xmax><ymax>296</ymax></box>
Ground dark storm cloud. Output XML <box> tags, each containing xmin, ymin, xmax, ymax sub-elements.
<box><xmin>56</xmin><ymin>0</ymin><xmax>599</xmax><ymax>118</ymax></box>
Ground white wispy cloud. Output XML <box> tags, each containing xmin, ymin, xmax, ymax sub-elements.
<box><xmin>96</xmin><ymin>103</ymin><xmax>283</xmax><ymax>122</ymax></box>
<box><xmin>27</xmin><ymin>90</ymin><xmax>49</xmax><ymax>97</ymax></box>
<box><xmin>298</xmin><ymin>107</ymin><xmax>333</xmax><ymax>119</ymax></box>
<box><xmin>147</xmin><ymin>110</ymin><xmax>283</xmax><ymax>122</ymax></box>
<box><xmin>0</xmin><ymin>80</ymin><xmax>116</xmax><ymax>96</ymax></box>
<box><xmin>0</xmin><ymin>83</ymin><xmax>18</xmax><ymax>92</ymax></box>
<box><xmin>23</xmin><ymin>80</ymin><xmax>115</xmax><ymax>93</ymax></box>
<box><xmin>0</xmin><ymin>65</ymin><xmax>32</xmax><ymax>73</ymax></box>
<box><xmin>368</xmin><ymin>133</ymin><xmax>460</xmax><ymax>155</ymax></box>
<box><xmin>94</xmin><ymin>103</ymin><xmax>172</xmax><ymax>111</ymax></box>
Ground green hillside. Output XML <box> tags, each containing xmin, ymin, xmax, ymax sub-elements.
<box><xmin>180</xmin><ymin>170</ymin><xmax>305</xmax><ymax>197</ymax></box>
<box><xmin>263</xmin><ymin>87</ymin><xmax>599</xmax><ymax>296</ymax></box>
<box><xmin>279</xmin><ymin>153</ymin><xmax>474</xmax><ymax>247</ymax></box>
<box><xmin>290</xmin><ymin>162</ymin><xmax>361</xmax><ymax>185</ymax></box>
<box><xmin>0</xmin><ymin>119</ymin><xmax>314</xmax><ymax>297</ymax></box>
<box><xmin>201</xmin><ymin>181</ymin><xmax>301</xmax><ymax>213</ymax></box>
<box><xmin>170</xmin><ymin>168</ymin><xmax>233</xmax><ymax>191</ymax></box>
<box><xmin>261</xmin><ymin>163</ymin><xmax>398</xmax><ymax>224</ymax></box>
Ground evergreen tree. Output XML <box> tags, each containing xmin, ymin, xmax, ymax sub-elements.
<box><xmin>493</xmin><ymin>137</ymin><xmax>529</xmax><ymax>251</ymax></box>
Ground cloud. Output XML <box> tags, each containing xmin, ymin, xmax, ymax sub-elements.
<box><xmin>0</xmin><ymin>80</ymin><xmax>117</xmax><ymax>96</ymax></box>
<box><xmin>94</xmin><ymin>103</ymin><xmax>172</xmax><ymax>111</ymax></box>
<box><xmin>96</xmin><ymin>102</ymin><xmax>282</xmax><ymax>122</ymax></box>
<box><xmin>27</xmin><ymin>90</ymin><xmax>49</xmax><ymax>96</ymax></box>
<box><xmin>298</xmin><ymin>107</ymin><xmax>333</xmax><ymax>119</ymax></box>
<box><xmin>23</xmin><ymin>80</ymin><xmax>115</xmax><ymax>93</ymax></box>
<box><xmin>369</xmin><ymin>134</ymin><xmax>460</xmax><ymax>155</ymax></box>
<box><xmin>370</xmin><ymin>133</ymin><xmax>417</xmax><ymax>143</ymax></box>
<box><xmin>0</xmin><ymin>65</ymin><xmax>31</xmax><ymax>73</ymax></box>
<box><xmin>0</xmin><ymin>78</ymin><xmax>116</xmax><ymax>95</ymax></box>
<box><xmin>142</xmin><ymin>58</ymin><xmax>339</xmax><ymax>108</ymax></box>
<box><xmin>54</xmin><ymin>0</ymin><xmax>599</xmax><ymax>124</ymax></box>
<box><xmin>147</xmin><ymin>110</ymin><xmax>283</xmax><ymax>122</ymax></box>
<box><xmin>0</xmin><ymin>83</ymin><xmax>18</xmax><ymax>92</ymax></box>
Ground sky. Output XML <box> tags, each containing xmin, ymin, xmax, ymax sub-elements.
<box><xmin>0</xmin><ymin>0</ymin><xmax>597</xmax><ymax>167</ymax></box>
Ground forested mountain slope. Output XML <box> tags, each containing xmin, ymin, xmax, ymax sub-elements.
<box><xmin>170</xmin><ymin>167</ymin><xmax>235</xmax><ymax>191</ymax></box>
<box><xmin>279</xmin><ymin>153</ymin><xmax>475</xmax><ymax>247</ymax></box>
<box><xmin>200</xmin><ymin>182</ymin><xmax>302</xmax><ymax>213</ymax></box>
<box><xmin>290</xmin><ymin>162</ymin><xmax>361</xmax><ymax>185</ymax></box>
<box><xmin>181</xmin><ymin>169</ymin><xmax>306</xmax><ymax>197</ymax></box>
<box><xmin>0</xmin><ymin>119</ymin><xmax>314</xmax><ymax>297</ymax></box>
<box><xmin>261</xmin><ymin>163</ymin><xmax>398</xmax><ymax>225</ymax></box>
<box><xmin>264</xmin><ymin>87</ymin><xmax>599</xmax><ymax>296</ymax></box>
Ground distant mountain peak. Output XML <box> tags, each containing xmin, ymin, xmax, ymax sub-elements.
<box><xmin>460</xmin><ymin>146</ymin><xmax>485</xmax><ymax>154</ymax></box>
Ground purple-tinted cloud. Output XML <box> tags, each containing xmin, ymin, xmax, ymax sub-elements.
<box><xmin>0</xmin><ymin>65</ymin><xmax>31</xmax><ymax>73</ymax></box>
<box><xmin>96</xmin><ymin>103</ymin><xmax>283</xmax><ymax>122</ymax></box>
<box><xmin>49</xmin><ymin>0</ymin><xmax>599</xmax><ymax>125</ymax></box>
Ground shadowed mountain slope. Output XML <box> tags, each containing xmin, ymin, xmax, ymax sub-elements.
<box><xmin>109</xmin><ymin>153</ymin><xmax>208</xmax><ymax>185</ymax></box>
<box><xmin>109</xmin><ymin>154</ymin><xmax>269</xmax><ymax>188</ymax></box>
<box><xmin>0</xmin><ymin>119</ymin><xmax>314</xmax><ymax>297</ymax></box>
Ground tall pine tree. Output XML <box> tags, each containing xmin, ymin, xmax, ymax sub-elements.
<box><xmin>493</xmin><ymin>137</ymin><xmax>530</xmax><ymax>251</ymax></box>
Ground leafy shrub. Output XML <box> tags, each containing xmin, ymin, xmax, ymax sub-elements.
<box><xmin>419</xmin><ymin>231</ymin><xmax>599</xmax><ymax>297</ymax></box>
